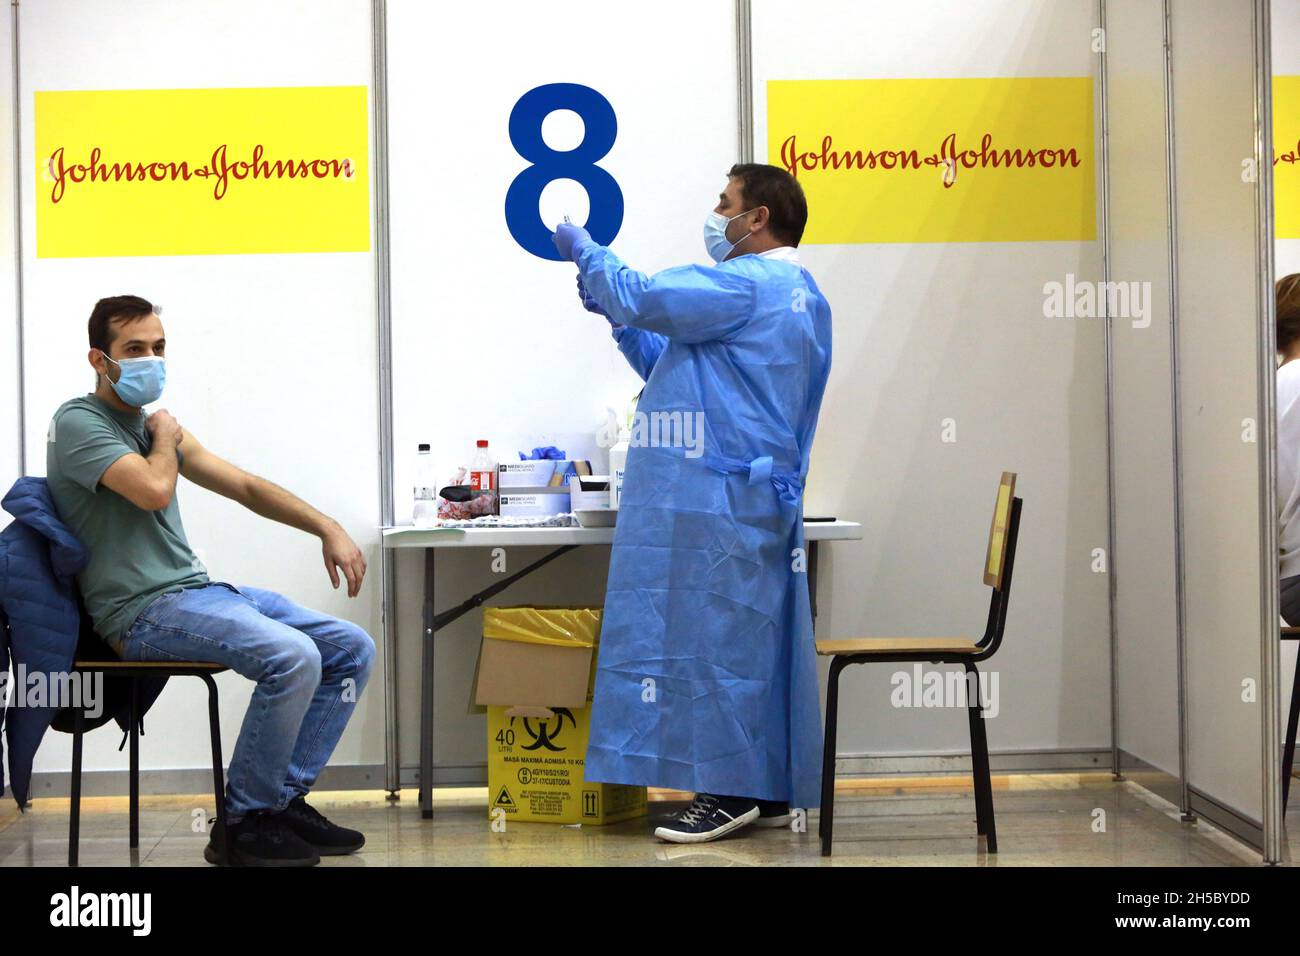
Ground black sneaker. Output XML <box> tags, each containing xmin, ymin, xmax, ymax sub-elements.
<box><xmin>653</xmin><ymin>793</ymin><xmax>759</xmax><ymax>844</ymax></box>
<box><xmin>278</xmin><ymin>795</ymin><xmax>366</xmax><ymax>855</ymax></box>
<box><xmin>752</xmin><ymin>799</ymin><xmax>792</xmax><ymax>829</ymax></box>
<box><xmin>204</xmin><ymin>811</ymin><xmax>320</xmax><ymax>867</ymax></box>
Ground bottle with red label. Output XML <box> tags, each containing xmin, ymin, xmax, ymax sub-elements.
<box><xmin>469</xmin><ymin>440</ymin><xmax>497</xmax><ymax>495</ymax></box>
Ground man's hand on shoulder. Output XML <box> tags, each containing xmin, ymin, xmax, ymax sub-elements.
<box><xmin>321</xmin><ymin>520</ymin><xmax>367</xmax><ymax>598</ymax></box>
<box><xmin>145</xmin><ymin>409</ymin><xmax>183</xmax><ymax>447</ymax></box>
<box><xmin>99</xmin><ymin>408</ymin><xmax>183</xmax><ymax>511</ymax></box>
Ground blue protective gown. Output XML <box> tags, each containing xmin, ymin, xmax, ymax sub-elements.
<box><xmin>575</xmin><ymin>243</ymin><xmax>832</xmax><ymax>808</ymax></box>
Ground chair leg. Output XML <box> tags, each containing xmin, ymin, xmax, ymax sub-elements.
<box><xmin>965</xmin><ymin>666</ymin><xmax>988</xmax><ymax>837</ymax></box>
<box><xmin>202</xmin><ymin>674</ymin><xmax>229</xmax><ymax>865</ymax></box>
<box><xmin>69</xmin><ymin>705</ymin><xmax>84</xmax><ymax>867</ymax></box>
<box><xmin>128</xmin><ymin>678</ymin><xmax>140</xmax><ymax>850</ymax></box>
<box><xmin>1283</xmin><ymin>650</ymin><xmax>1300</xmax><ymax>813</ymax></box>
<box><xmin>966</xmin><ymin>663</ymin><xmax>997</xmax><ymax>853</ymax></box>
<box><xmin>820</xmin><ymin>657</ymin><xmax>846</xmax><ymax>857</ymax></box>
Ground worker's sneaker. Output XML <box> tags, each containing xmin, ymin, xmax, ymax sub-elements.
<box><xmin>203</xmin><ymin>810</ymin><xmax>320</xmax><ymax>867</ymax></box>
<box><xmin>279</xmin><ymin>795</ymin><xmax>366</xmax><ymax>855</ymax></box>
<box><xmin>653</xmin><ymin>793</ymin><xmax>759</xmax><ymax>844</ymax></box>
<box><xmin>752</xmin><ymin>799</ymin><xmax>792</xmax><ymax>828</ymax></box>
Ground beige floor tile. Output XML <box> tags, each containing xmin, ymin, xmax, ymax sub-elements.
<box><xmin>0</xmin><ymin>773</ymin><xmax>1278</xmax><ymax>867</ymax></box>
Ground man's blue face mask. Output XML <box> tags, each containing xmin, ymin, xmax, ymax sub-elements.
<box><xmin>99</xmin><ymin>351</ymin><xmax>166</xmax><ymax>407</ymax></box>
<box><xmin>703</xmin><ymin>208</ymin><xmax>757</xmax><ymax>264</ymax></box>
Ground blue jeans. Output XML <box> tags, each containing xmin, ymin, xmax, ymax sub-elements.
<box><xmin>119</xmin><ymin>581</ymin><xmax>376</xmax><ymax>821</ymax></box>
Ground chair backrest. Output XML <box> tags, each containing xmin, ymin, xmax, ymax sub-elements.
<box><xmin>983</xmin><ymin>472</ymin><xmax>1017</xmax><ymax>590</ymax></box>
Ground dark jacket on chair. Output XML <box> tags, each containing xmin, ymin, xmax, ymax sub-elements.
<box><xmin>0</xmin><ymin>477</ymin><xmax>167</xmax><ymax>807</ymax></box>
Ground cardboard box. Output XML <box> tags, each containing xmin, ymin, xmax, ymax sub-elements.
<box><xmin>498</xmin><ymin>491</ymin><xmax>570</xmax><ymax>518</ymax></box>
<box><xmin>499</xmin><ymin>459</ymin><xmax>593</xmax><ymax>490</ymax></box>
<box><xmin>498</xmin><ymin>460</ymin><xmax>558</xmax><ymax>488</ymax></box>
<box><xmin>567</xmin><ymin>474</ymin><xmax>611</xmax><ymax>511</ymax></box>
<box><xmin>474</xmin><ymin>607</ymin><xmax>647</xmax><ymax>826</ymax></box>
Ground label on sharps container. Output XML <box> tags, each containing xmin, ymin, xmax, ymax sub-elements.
<box><xmin>486</xmin><ymin>704</ymin><xmax>646</xmax><ymax>825</ymax></box>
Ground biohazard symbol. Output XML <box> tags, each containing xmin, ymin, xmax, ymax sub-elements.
<box><xmin>511</xmin><ymin>708</ymin><xmax>577</xmax><ymax>752</ymax></box>
<box><xmin>494</xmin><ymin>786</ymin><xmax>515</xmax><ymax>807</ymax></box>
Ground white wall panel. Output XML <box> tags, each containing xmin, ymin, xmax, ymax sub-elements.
<box><xmin>385</xmin><ymin>0</ymin><xmax>739</xmax><ymax>774</ymax></box>
<box><xmin>1172</xmin><ymin>0</ymin><xmax>1269</xmax><ymax>824</ymax></box>
<box><xmin>19</xmin><ymin>0</ymin><xmax>383</xmax><ymax>781</ymax></box>
<box><xmin>751</xmin><ymin>0</ymin><xmax>1110</xmax><ymax>760</ymax></box>
<box><xmin>0</xmin><ymin>8</ymin><xmax>20</xmax><ymax>523</ymax></box>
<box><xmin>1107</xmin><ymin>0</ymin><xmax>1180</xmax><ymax>781</ymax></box>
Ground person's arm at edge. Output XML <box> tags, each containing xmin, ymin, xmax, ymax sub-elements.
<box><xmin>177</xmin><ymin>427</ymin><xmax>368</xmax><ymax>597</ymax></box>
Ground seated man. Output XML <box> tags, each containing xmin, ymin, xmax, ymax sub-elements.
<box><xmin>45</xmin><ymin>294</ymin><xmax>375</xmax><ymax>867</ymax></box>
<box><xmin>1280</xmin><ymin>275</ymin><xmax>1300</xmax><ymax>626</ymax></box>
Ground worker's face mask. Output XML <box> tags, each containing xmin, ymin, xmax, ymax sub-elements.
<box><xmin>99</xmin><ymin>351</ymin><xmax>166</xmax><ymax>407</ymax></box>
<box><xmin>703</xmin><ymin>208</ymin><xmax>757</xmax><ymax>263</ymax></box>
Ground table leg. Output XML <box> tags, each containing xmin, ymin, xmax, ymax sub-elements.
<box><xmin>419</xmin><ymin>547</ymin><xmax>436</xmax><ymax>818</ymax></box>
<box><xmin>809</xmin><ymin>538</ymin><xmax>820</xmax><ymax>626</ymax></box>
<box><xmin>382</xmin><ymin>545</ymin><xmax>400</xmax><ymax>796</ymax></box>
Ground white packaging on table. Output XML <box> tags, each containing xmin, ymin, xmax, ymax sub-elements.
<box><xmin>498</xmin><ymin>490</ymin><xmax>571</xmax><ymax>518</ymax></box>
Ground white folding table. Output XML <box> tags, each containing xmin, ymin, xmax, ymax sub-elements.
<box><xmin>380</xmin><ymin>519</ymin><xmax>864</xmax><ymax>817</ymax></box>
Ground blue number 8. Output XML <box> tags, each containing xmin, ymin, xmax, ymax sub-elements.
<box><xmin>505</xmin><ymin>83</ymin><xmax>623</xmax><ymax>260</ymax></box>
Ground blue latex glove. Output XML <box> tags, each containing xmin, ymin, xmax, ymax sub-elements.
<box><xmin>577</xmin><ymin>275</ymin><xmax>611</xmax><ymax>318</ymax></box>
<box><xmin>518</xmin><ymin>446</ymin><xmax>566</xmax><ymax>460</ymax></box>
<box><xmin>552</xmin><ymin>222</ymin><xmax>593</xmax><ymax>262</ymax></box>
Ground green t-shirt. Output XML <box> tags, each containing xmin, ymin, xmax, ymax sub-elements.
<box><xmin>46</xmin><ymin>394</ymin><xmax>210</xmax><ymax>649</ymax></box>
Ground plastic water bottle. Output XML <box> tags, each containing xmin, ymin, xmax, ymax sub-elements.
<box><xmin>470</xmin><ymin>440</ymin><xmax>496</xmax><ymax>494</ymax></box>
<box><xmin>413</xmin><ymin>443</ymin><xmax>436</xmax><ymax>527</ymax></box>
<box><xmin>608</xmin><ymin>424</ymin><xmax>630</xmax><ymax>510</ymax></box>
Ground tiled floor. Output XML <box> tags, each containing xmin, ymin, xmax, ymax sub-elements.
<box><xmin>0</xmin><ymin>772</ymin><xmax>1274</xmax><ymax>866</ymax></box>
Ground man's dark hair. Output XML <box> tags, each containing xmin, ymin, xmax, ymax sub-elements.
<box><xmin>1280</xmin><ymin>275</ymin><xmax>1300</xmax><ymax>355</ymax></box>
<box><xmin>88</xmin><ymin>295</ymin><xmax>156</xmax><ymax>355</ymax></box>
<box><xmin>727</xmin><ymin>162</ymin><xmax>809</xmax><ymax>247</ymax></box>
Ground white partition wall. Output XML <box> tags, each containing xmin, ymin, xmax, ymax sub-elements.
<box><xmin>1108</xmin><ymin>0</ymin><xmax>1280</xmax><ymax>857</ymax></box>
<box><xmin>18</xmin><ymin>0</ymin><xmax>385</xmax><ymax>788</ymax></box>
<box><xmin>1106</xmin><ymin>0</ymin><xmax>1180</xmax><ymax>798</ymax></box>
<box><xmin>1170</xmin><ymin>0</ymin><xmax>1276</xmax><ymax>849</ymax></box>
<box><xmin>0</xmin><ymin>8</ymin><xmax>20</xmax><ymax>519</ymax></box>
<box><xmin>749</xmin><ymin>0</ymin><xmax>1111</xmax><ymax>770</ymax></box>
<box><xmin>384</xmin><ymin>0</ymin><xmax>740</xmax><ymax>782</ymax></box>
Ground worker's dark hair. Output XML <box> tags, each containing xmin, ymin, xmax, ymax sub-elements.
<box><xmin>727</xmin><ymin>162</ymin><xmax>809</xmax><ymax>247</ymax></box>
<box><xmin>1279</xmin><ymin>274</ymin><xmax>1300</xmax><ymax>355</ymax></box>
<box><xmin>87</xmin><ymin>295</ymin><xmax>156</xmax><ymax>355</ymax></box>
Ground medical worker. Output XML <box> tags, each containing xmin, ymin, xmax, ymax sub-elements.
<box><xmin>552</xmin><ymin>163</ymin><xmax>832</xmax><ymax>843</ymax></box>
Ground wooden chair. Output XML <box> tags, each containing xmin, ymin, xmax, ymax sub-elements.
<box><xmin>816</xmin><ymin>471</ymin><xmax>1023</xmax><ymax>857</ymax></box>
<box><xmin>60</xmin><ymin>658</ymin><xmax>229</xmax><ymax>866</ymax></box>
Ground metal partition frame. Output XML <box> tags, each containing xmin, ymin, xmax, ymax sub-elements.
<box><xmin>1097</xmin><ymin>0</ymin><xmax>1121</xmax><ymax>781</ymax></box>
<box><xmin>1161</xmin><ymin>0</ymin><xmax>1193</xmax><ymax>825</ymax></box>
<box><xmin>1251</xmin><ymin>0</ymin><xmax>1281</xmax><ymax>864</ymax></box>
<box><xmin>370</xmin><ymin>0</ymin><xmax>401</xmax><ymax>794</ymax></box>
